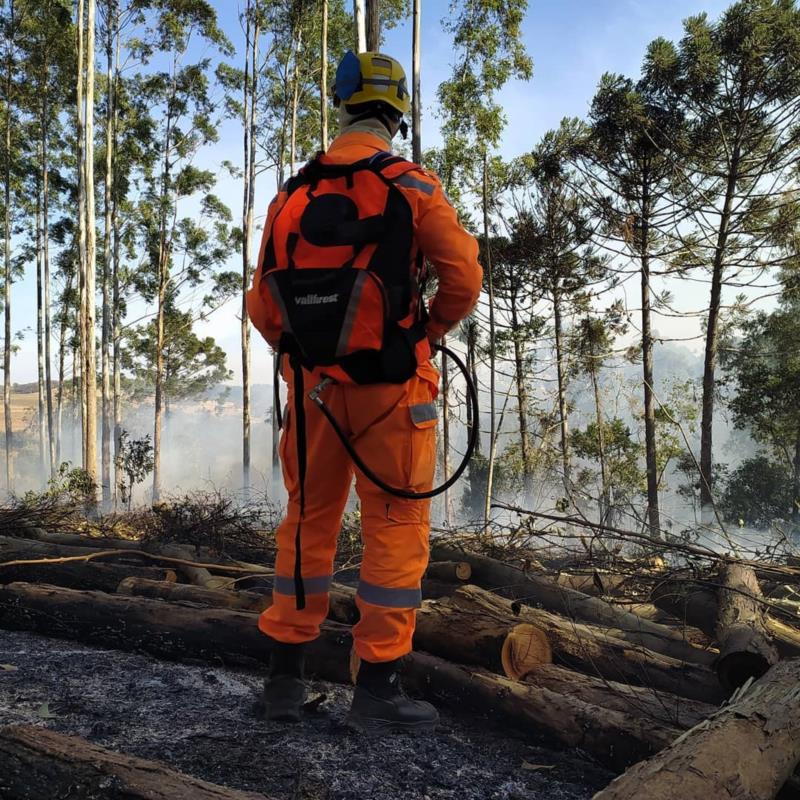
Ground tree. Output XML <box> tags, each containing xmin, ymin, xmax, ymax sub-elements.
<box><xmin>581</xmin><ymin>62</ymin><xmax>687</xmax><ymax>538</ymax></box>
<box><xmin>437</xmin><ymin>0</ymin><xmax>532</xmax><ymax>523</ymax></box>
<box><xmin>723</xmin><ymin>299</ymin><xmax>800</xmax><ymax>524</ymax></box>
<box><xmin>668</xmin><ymin>1</ymin><xmax>800</xmax><ymax>511</ymax></box>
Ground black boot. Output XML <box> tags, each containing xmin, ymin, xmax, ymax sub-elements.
<box><xmin>263</xmin><ymin>641</ymin><xmax>307</xmax><ymax>723</ymax></box>
<box><xmin>346</xmin><ymin>658</ymin><xmax>439</xmax><ymax>735</ymax></box>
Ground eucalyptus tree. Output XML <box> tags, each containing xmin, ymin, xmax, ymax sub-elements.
<box><xmin>131</xmin><ymin>0</ymin><xmax>231</xmax><ymax>500</ymax></box>
<box><xmin>662</xmin><ymin>0</ymin><xmax>800</xmax><ymax>511</ymax></box>
<box><xmin>437</xmin><ymin>0</ymin><xmax>532</xmax><ymax>522</ymax></box>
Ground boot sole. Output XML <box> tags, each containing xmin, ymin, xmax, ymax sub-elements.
<box><xmin>265</xmin><ymin>707</ymin><xmax>303</xmax><ymax>723</ymax></box>
<box><xmin>345</xmin><ymin>712</ymin><xmax>439</xmax><ymax>736</ymax></box>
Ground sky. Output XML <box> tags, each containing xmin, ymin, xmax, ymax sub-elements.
<box><xmin>9</xmin><ymin>0</ymin><xmax>734</xmax><ymax>387</ymax></box>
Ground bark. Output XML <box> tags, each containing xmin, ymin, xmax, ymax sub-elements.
<box><xmin>241</xmin><ymin>3</ymin><xmax>257</xmax><ymax>494</ymax></box>
<box><xmin>41</xmin><ymin>92</ymin><xmax>55</xmax><ymax>477</ymax></box>
<box><xmin>0</xmin><ymin>725</ymin><xmax>273</xmax><ymax>800</ymax></box>
<box><xmin>483</xmin><ymin>152</ymin><xmax>496</xmax><ymax>524</ymax></box>
<box><xmin>76</xmin><ymin>0</ymin><xmax>88</xmax><ymax>468</ymax></box>
<box><xmin>55</xmin><ymin>273</ymin><xmax>71</xmax><ymax>464</ymax></box>
<box><xmin>0</xmin><ymin>562</ymin><xmax>175</xmax><ymax>593</ymax></box>
<box><xmin>511</xmin><ymin>302</ymin><xmax>531</xmax><ymax>477</ymax></box>
<box><xmin>589</xmin><ymin>359</ymin><xmax>609</xmax><ymax>523</ymax></box>
<box><xmin>431</xmin><ymin>546</ymin><xmax>717</xmax><ymax>668</ymax></box>
<box><xmin>288</xmin><ymin>24</ymin><xmax>301</xmax><ymax>178</ymax></box>
<box><xmin>0</xmin><ymin>582</ymin><xmax>674</xmax><ymax>772</ymax></box>
<box><xmin>365</xmin><ymin>0</ymin><xmax>379</xmax><ymax>49</ymax></box>
<box><xmin>441</xmin><ymin>340</ymin><xmax>453</xmax><ymax>525</ymax></box>
<box><xmin>699</xmin><ymin>145</ymin><xmax>741</xmax><ymax>511</ymax></box>
<box><xmin>793</xmin><ymin>434</ymin><xmax>800</xmax><ymax>524</ymax></box>
<box><xmin>320</xmin><ymin>0</ymin><xmax>328</xmax><ymax>151</ymax></box>
<box><xmin>83</xmin><ymin>0</ymin><xmax>98</xmax><ymax>492</ymax></box>
<box><xmin>36</xmin><ymin>164</ymin><xmax>46</xmax><ymax>473</ymax></box>
<box><xmin>715</xmin><ymin>564</ymin><xmax>779</xmax><ymax>691</ymax></box>
<box><xmin>3</xmin><ymin>0</ymin><xmax>13</xmax><ymax>491</ymax></box>
<box><xmin>640</xmin><ymin>180</ymin><xmax>660</xmax><ymax>538</ymax></box>
<box><xmin>593</xmin><ymin>659</ymin><xmax>800</xmax><ymax>800</ymax></box>
<box><xmin>111</xmin><ymin>25</ymin><xmax>121</xmax><ymax>502</ymax></box>
<box><xmin>411</xmin><ymin>0</ymin><xmax>421</xmax><ymax>164</ymax></box>
<box><xmin>353</xmin><ymin>0</ymin><xmax>366</xmax><ymax>51</ymax></box>
<box><xmin>553</xmin><ymin>290</ymin><xmax>571</xmax><ymax>496</ymax></box>
<box><xmin>431</xmin><ymin>585</ymin><xmax>725</xmax><ymax>704</ymax></box>
<box><xmin>100</xmin><ymin>0</ymin><xmax>115</xmax><ymax>507</ymax></box>
<box><xmin>651</xmin><ymin>576</ymin><xmax>800</xmax><ymax>660</ymax></box>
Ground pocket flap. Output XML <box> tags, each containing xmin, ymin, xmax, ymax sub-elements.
<box><xmin>410</xmin><ymin>402</ymin><xmax>437</xmax><ymax>428</ymax></box>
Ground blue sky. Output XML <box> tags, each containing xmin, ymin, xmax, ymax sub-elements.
<box><xmin>10</xmin><ymin>0</ymin><xmax>733</xmax><ymax>386</ymax></box>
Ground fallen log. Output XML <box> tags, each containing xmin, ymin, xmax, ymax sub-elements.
<box><xmin>116</xmin><ymin>577</ymin><xmax>360</xmax><ymax>626</ymax></box>
<box><xmin>651</xmin><ymin>577</ymin><xmax>800</xmax><ymax>659</ymax></box>
<box><xmin>431</xmin><ymin>545</ymin><xmax>716</xmax><ymax>667</ymax></box>
<box><xmin>593</xmin><ymin>658</ymin><xmax>800</xmax><ymax>800</ymax></box>
<box><xmin>18</xmin><ymin>529</ymin><xmax>143</xmax><ymax>550</ymax></box>
<box><xmin>0</xmin><ymin>582</ymin><xmax>681</xmax><ymax>772</ymax></box>
<box><xmin>0</xmin><ymin>724</ymin><xmax>271</xmax><ymax>800</ymax></box>
<box><xmin>715</xmin><ymin>564</ymin><xmax>779</xmax><ymax>691</ymax></box>
<box><xmin>425</xmin><ymin>585</ymin><xmax>726</xmax><ymax>704</ymax></box>
<box><xmin>554</xmin><ymin>570</ymin><xmax>630</xmax><ymax>596</ymax></box>
<box><xmin>404</xmin><ymin>652</ymin><xmax>679</xmax><ymax>773</ymax></box>
<box><xmin>425</xmin><ymin>560</ymin><xmax>472</xmax><ymax>582</ymax></box>
<box><xmin>0</xmin><ymin>560</ymin><xmax>176</xmax><ymax>593</ymax></box>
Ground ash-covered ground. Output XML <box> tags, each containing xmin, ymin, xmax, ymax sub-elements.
<box><xmin>0</xmin><ymin>630</ymin><xmax>611</xmax><ymax>800</ymax></box>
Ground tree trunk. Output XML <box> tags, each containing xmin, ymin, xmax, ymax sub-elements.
<box><xmin>511</xmin><ymin>301</ymin><xmax>531</xmax><ymax>478</ymax></box>
<box><xmin>241</xmin><ymin>2</ymin><xmax>257</xmax><ymax>495</ymax></box>
<box><xmin>411</xmin><ymin>0</ymin><xmax>421</xmax><ymax>163</ymax></box>
<box><xmin>793</xmin><ymin>434</ymin><xmax>800</xmax><ymax>524</ymax></box>
<box><xmin>431</xmin><ymin>546</ymin><xmax>717</xmax><ymax>668</ymax></box>
<box><xmin>590</xmin><ymin>359</ymin><xmax>609</xmax><ymax>524</ymax></box>
<box><xmin>353</xmin><ymin>0</ymin><xmax>366</xmax><ymax>51</ymax></box>
<box><xmin>83</xmin><ymin>0</ymin><xmax>98</xmax><ymax>494</ymax></box>
<box><xmin>111</xmin><ymin>29</ymin><xmax>121</xmax><ymax>504</ymax></box>
<box><xmin>320</xmin><ymin>0</ymin><xmax>328</xmax><ymax>151</ymax></box>
<box><xmin>482</xmin><ymin>152</ymin><xmax>496</xmax><ymax>524</ymax></box>
<box><xmin>41</xmin><ymin>97</ymin><xmax>55</xmax><ymax>478</ymax></box>
<box><xmin>289</xmin><ymin>24</ymin><xmax>301</xmax><ymax>178</ymax></box>
<box><xmin>715</xmin><ymin>564</ymin><xmax>779</xmax><ymax>691</ymax></box>
<box><xmin>593</xmin><ymin>659</ymin><xmax>800</xmax><ymax>800</ymax></box>
<box><xmin>651</xmin><ymin>575</ymin><xmax>800</xmax><ymax>660</ymax></box>
<box><xmin>3</xmin><ymin>0</ymin><xmax>14</xmax><ymax>493</ymax></box>
<box><xmin>440</xmin><ymin>340</ymin><xmax>453</xmax><ymax>525</ymax></box>
<box><xmin>0</xmin><ymin>561</ymin><xmax>175</xmax><ymax>594</ymax></box>
<box><xmin>100</xmin><ymin>1</ymin><xmax>114</xmax><ymax>507</ymax></box>
<box><xmin>55</xmin><ymin>274</ymin><xmax>71</xmax><ymax>465</ymax></box>
<box><xmin>365</xmin><ymin>0</ymin><xmax>379</xmax><ymax>49</ymax></box>
<box><xmin>425</xmin><ymin>560</ymin><xmax>471</xmax><ymax>582</ymax></box>
<box><xmin>426</xmin><ymin>584</ymin><xmax>724</xmax><ymax>704</ymax></box>
<box><xmin>0</xmin><ymin>725</ymin><xmax>273</xmax><ymax>800</ymax></box>
<box><xmin>640</xmin><ymin>181</ymin><xmax>660</xmax><ymax>538</ymax></box>
<box><xmin>699</xmin><ymin>145</ymin><xmax>741</xmax><ymax>512</ymax></box>
<box><xmin>36</xmin><ymin>161</ymin><xmax>46</xmax><ymax>476</ymax></box>
<box><xmin>553</xmin><ymin>290</ymin><xmax>570</xmax><ymax>496</ymax></box>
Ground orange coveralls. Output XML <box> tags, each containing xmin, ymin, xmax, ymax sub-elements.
<box><xmin>247</xmin><ymin>131</ymin><xmax>482</xmax><ymax>663</ymax></box>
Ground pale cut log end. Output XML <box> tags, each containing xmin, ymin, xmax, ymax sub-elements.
<box><xmin>455</xmin><ymin>562</ymin><xmax>472</xmax><ymax>581</ymax></box>
<box><xmin>163</xmin><ymin>569</ymin><xmax>178</xmax><ymax>583</ymax></box>
<box><xmin>501</xmin><ymin>623</ymin><xmax>553</xmax><ymax>680</ymax></box>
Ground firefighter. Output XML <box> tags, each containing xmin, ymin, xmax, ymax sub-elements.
<box><xmin>247</xmin><ymin>50</ymin><xmax>482</xmax><ymax>734</ymax></box>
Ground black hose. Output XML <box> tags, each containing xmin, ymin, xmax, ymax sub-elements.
<box><xmin>309</xmin><ymin>344</ymin><xmax>479</xmax><ymax>500</ymax></box>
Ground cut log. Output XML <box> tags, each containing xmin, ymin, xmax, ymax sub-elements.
<box><xmin>115</xmin><ymin>577</ymin><xmax>360</xmax><ymax>626</ymax></box>
<box><xmin>715</xmin><ymin>564</ymin><xmax>779</xmax><ymax>691</ymax></box>
<box><xmin>554</xmin><ymin>570</ymin><xmax>630</xmax><ymax>596</ymax></box>
<box><xmin>18</xmin><ymin>529</ymin><xmax>142</xmax><ymax>550</ymax></box>
<box><xmin>425</xmin><ymin>560</ymin><xmax>472</xmax><ymax>582</ymax></box>
<box><xmin>524</xmin><ymin>663</ymin><xmax>714</xmax><ymax>729</ymax></box>
<box><xmin>0</xmin><ymin>560</ymin><xmax>175</xmax><ymax>593</ymax></box>
<box><xmin>0</xmin><ymin>724</ymin><xmax>271</xmax><ymax>800</ymax></box>
<box><xmin>593</xmin><ymin>658</ymin><xmax>800</xmax><ymax>800</ymax></box>
<box><xmin>421</xmin><ymin>579</ymin><xmax>461</xmax><ymax>599</ymax></box>
<box><xmin>403</xmin><ymin>652</ymin><xmax>679</xmax><ymax>773</ymax></box>
<box><xmin>431</xmin><ymin>545</ymin><xmax>715</xmax><ymax>667</ymax></box>
<box><xmin>0</xmin><ymin>582</ymin><xmax>675</xmax><ymax>772</ymax></box>
<box><xmin>424</xmin><ymin>585</ymin><xmax>726</xmax><ymax>704</ymax></box>
<box><xmin>652</xmin><ymin>577</ymin><xmax>800</xmax><ymax>659</ymax></box>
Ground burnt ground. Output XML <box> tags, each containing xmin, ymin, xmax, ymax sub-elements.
<box><xmin>0</xmin><ymin>630</ymin><xmax>612</xmax><ymax>800</ymax></box>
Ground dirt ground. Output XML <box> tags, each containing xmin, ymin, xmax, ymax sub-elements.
<box><xmin>0</xmin><ymin>630</ymin><xmax>611</xmax><ymax>800</ymax></box>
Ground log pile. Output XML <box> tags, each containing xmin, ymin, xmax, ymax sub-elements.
<box><xmin>2</xmin><ymin>526</ymin><xmax>800</xmax><ymax>798</ymax></box>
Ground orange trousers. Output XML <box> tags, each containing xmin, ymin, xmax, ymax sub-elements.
<box><xmin>259</xmin><ymin>360</ymin><xmax>439</xmax><ymax>663</ymax></box>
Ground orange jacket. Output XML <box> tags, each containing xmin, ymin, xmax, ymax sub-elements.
<box><xmin>247</xmin><ymin>131</ymin><xmax>483</xmax><ymax>346</ymax></box>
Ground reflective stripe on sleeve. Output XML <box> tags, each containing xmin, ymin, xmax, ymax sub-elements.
<box><xmin>395</xmin><ymin>174</ymin><xmax>435</xmax><ymax>195</ymax></box>
<box><xmin>273</xmin><ymin>575</ymin><xmax>332</xmax><ymax>596</ymax></box>
<box><xmin>357</xmin><ymin>580</ymin><xmax>422</xmax><ymax>608</ymax></box>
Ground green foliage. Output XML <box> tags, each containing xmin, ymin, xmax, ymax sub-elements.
<box><xmin>720</xmin><ymin>455</ymin><xmax>794</xmax><ymax>529</ymax></box>
<box><xmin>22</xmin><ymin>462</ymin><xmax>97</xmax><ymax>506</ymax></box>
<box><xmin>114</xmin><ymin>431</ymin><xmax>154</xmax><ymax>511</ymax></box>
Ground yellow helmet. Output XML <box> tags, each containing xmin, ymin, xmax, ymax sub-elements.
<box><xmin>333</xmin><ymin>50</ymin><xmax>411</xmax><ymax>116</ymax></box>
